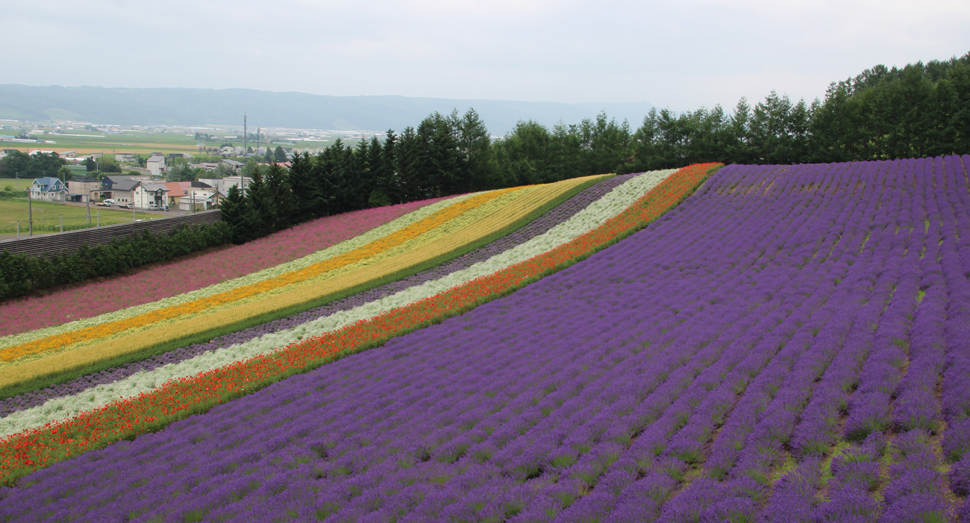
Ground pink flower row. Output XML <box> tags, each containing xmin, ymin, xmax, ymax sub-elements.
<box><xmin>0</xmin><ymin>198</ymin><xmax>449</xmax><ymax>337</ymax></box>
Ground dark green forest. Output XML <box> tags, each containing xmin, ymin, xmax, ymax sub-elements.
<box><xmin>223</xmin><ymin>54</ymin><xmax>970</xmax><ymax>244</ymax></box>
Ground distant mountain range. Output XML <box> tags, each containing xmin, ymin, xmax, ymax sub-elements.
<box><xmin>0</xmin><ymin>85</ymin><xmax>655</xmax><ymax>135</ymax></box>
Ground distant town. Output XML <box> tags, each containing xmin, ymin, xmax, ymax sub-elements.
<box><xmin>0</xmin><ymin>118</ymin><xmax>388</xmax><ymax>206</ymax></box>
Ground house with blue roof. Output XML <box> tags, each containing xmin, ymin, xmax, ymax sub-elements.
<box><xmin>29</xmin><ymin>177</ymin><xmax>69</xmax><ymax>201</ymax></box>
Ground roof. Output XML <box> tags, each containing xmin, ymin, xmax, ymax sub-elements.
<box><xmin>141</xmin><ymin>183</ymin><xmax>169</xmax><ymax>192</ymax></box>
<box><xmin>164</xmin><ymin>182</ymin><xmax>190</xmax><ymax>195</ymax></box>
<box><xmin>111</xmin><ymin>180</ymin><xmax>141</xmax><ymax>192</ymax></box>
<box><xmin>147</xmin><ymin>156</ymin><xmax>165</xmax><ymax>163</ymax></box>
<box><xmin>31</xmin><ymin>177</ymin><xmax>67</xmax><ymax>192</ymax></box>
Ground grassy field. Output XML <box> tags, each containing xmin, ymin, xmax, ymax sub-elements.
<box><xmin>0</xmin><ymin>180</ymin><xmax>32</xmax><ymax>191</ymax></box>
<box><xmin>0</xmin><ymin>198</ymin><xmax>161</xmax><ymax>237</ymax></box>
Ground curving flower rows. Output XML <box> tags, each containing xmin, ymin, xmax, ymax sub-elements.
<box><xmin>0</xmin><ymin>172</ymin><xmax>639</xmax><ymax>419</ymax></box>
<box><xmin>0</xmin><ymin>165</ymin><xmax>713</xmax><ymax>484</ymax></box>
<box><xmin>0</xmin><ymin>170</ymin><xmax>675</xmax><ymax>438</ymax></box>
<box><xmin>0</xmin><ymin>177</ymin><xmax>601</xmax><ymax>391</ymax></box>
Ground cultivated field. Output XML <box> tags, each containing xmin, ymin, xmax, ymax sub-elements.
<box><xmin>0</xmin><ymin>128</ymin><xmax>353</xmax><ymax>156</ymax></box>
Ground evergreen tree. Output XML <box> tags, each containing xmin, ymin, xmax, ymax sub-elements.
<box><xmin>457</xmin><ymin>108</ymin><xmax>497</xmax><ymax>191</ymax></box>
<box><xmin>246</xmin><ymin>168</ymin><xmax>274</xmax><ymax>238</ymax></box>
<box><xmin>274</xmin><ymin>146</ymin><xmax>287</xmax><ymax>163</ymax></box>
<box><xmin>395</xmin><ymin>127</ymin><xmax>425</xmax><ymax>202</ymax></box>
<box><xmin>417</xmin><ymin>112</ymin><xmax>462</xmax><ymax>197</ymax></box>
<box><xmin>266</xmin><ymin>163</ymin><xmax>295</xmax><ymax>231</ymax></box>
<box><xmin>366</xmin><ymin>136</ymin><xmax>391</xmax><ymax>207</ymax></box>
<box><xmin>220</xmin><ymin>185</ymin><xmax>256</xmax><ymax>244</ymax></box>
<box><xmin>288</xmin><ymin>152</ymin><xmax>315</xmax><ymax>223</ymax></box>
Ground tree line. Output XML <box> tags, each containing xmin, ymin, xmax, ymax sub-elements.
<box><xmin>221</xmin><ymin>53</ymin><xmax>969</xmax><ymax>244</ymax></box>
<box><xmin>0</xmin><ymin>223</ymin><xmax>231</xmax><ymax>300</ymax></box>
<box><xmin>0</xmin><ymin>151</ymin><xmax>68</xmax><ymax>179</ymax></box>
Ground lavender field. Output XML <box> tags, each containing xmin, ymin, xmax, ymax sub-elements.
<box><xmin>3</xmin><ymin>156</ymin><xmax>969</xmax><ymax>522</ymax></box>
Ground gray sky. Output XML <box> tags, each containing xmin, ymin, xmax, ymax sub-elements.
<box><xmin>3</xmin><ymin>0</ymin><xmax>968</xmax><ymax>112</ymax></box>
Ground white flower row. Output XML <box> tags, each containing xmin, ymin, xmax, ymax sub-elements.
<box><xmin>0</xmin><ymin>193</ymin><xmax>478</xmax><ymax>351</ymax></box>
<box><xmin>0</xmin><ymin>170</ymin><xmax>675</xmax><ymax>438</ymax></box>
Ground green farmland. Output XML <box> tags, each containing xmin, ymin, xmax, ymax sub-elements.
<box><xmin>0</xmin><ymin>198</ymin><xmax>161</xmax><ymax>239</ymax></box>
<box><xmin>0</xmin><ymin>127</ymin><xmax>351</xmax><ymax>157</ymax></box>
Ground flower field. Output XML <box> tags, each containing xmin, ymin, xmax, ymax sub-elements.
<box><xmin>3</xmin><ymin>156</ymin><xmax>969</xmax><ymax>522</ymax></box>
<box><xmin>0</xmin><ymin>166</ymin><xmax>704</xmax><ymax>479</ymax></box>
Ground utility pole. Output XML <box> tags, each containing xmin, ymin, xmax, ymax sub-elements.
<box><xmin>27</xmin><ymin>183</ymin><xmax>33</xmax><ymax>236</ymax></box>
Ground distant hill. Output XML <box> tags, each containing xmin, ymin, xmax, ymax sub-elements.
<box><xmin>0</xmin><ymin>85</ymin><xmax>655</xmax><ymax>135</ymax></box>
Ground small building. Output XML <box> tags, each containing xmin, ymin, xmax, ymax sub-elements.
<box><xmin>29</xmin><ymin>177</ymin><xmax>69</xmax><ymax>201</ymax></box>
<box><xmin>146</xmin><ymin>154</ymin><xmax>166</xmax><ymax>176</ymax></box>
<box><xmin>107</xmin><ymin>178</ymin><xmax>141</xmax><ymax>205</ymax></box>
<box><xmin>67</xmin><ymin>177</ymin><xmax>102</xmax><ymax>203</ymax></box>
<box><xmin>220</xmin><ymin>159</ymin><xmax>244</xmax><ymax>172</ymax></box>
<box><xmin>164</xmin><ymin>181</ymin><xmax>191</xmax><ymax>208</ymax></box>
<box><xmin>191</xmin><ymin>162</ymin><xmax>221</xmax><ymax>172</ymax></box>
<box><xmin>136</xmin><ymin>183</ymin><xmax>170</xmax><ymax>209</ymax></box>
<box><xmin>101</xmin><ymin>175</ymin><xmax>134</xmax><ymax>193</ymax></box>
<box><xmin>115</xmin><ymin>153</ymin><xmax>137</xmax><ymax>163</ymax></box>
<box><xmin>199</xmin><ymin>176</ymin><xmax>252</xmax><ymax>196</ymax></box>
<box><xmin>179</xmin><ymin>181</ymin><xmax>218</xmax><ymax>211</ymax></box>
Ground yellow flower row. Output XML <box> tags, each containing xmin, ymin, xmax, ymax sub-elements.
<box><xmin>0</xmin><ymin>176</ymin><xmax>603</xmax><ymax>389</ymax></box>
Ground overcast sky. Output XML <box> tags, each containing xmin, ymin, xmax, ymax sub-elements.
<box><xmin>3</xmin><ymin>0</ymin><xmax>968</xmax><ymax>112</ymax></box>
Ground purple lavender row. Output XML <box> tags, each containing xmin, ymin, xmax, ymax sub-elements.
<box><xmin>938</xmin><ymin>156</ymin><xmax>970</xmax><ymax>519</ymax></box>
<box><xmin>789</xmin><ymin>158</ymin><xmax>913</xmax><ymax>452</ymax></box>
<box><xmin>876</xmin><ymin>159</ymin><xmax>952</xmax><ymax>521</ymax></box>
<box><xmin>656</xmin><ymin>162</ymin><xmax>889</xmax><ymax>521</ymax></box>
<box><xmin>0</xmin><ymin>173</ymin><xmax>637</xmax><ymax>418</ymax></box>
<box><xmin>629</xmin><ymin>158</ymin><xmax>959</xmax><ymax>521</ymax></box>
<box><xmin>792</xmin><ymin>158</ymin><xmax>948</xmax><ymax>521</ymax></box>
<box><xmin>404</xmin><ymin>185</ymin><xmax>795</xmax><ymax>522</ymax></box>
<box><xmin>879</xmin><ymin>430</ymin><xmax>951</xmax><ymax>523</ymax></box>
<box><xmin>4</xmin><ymin>157</ymin><xmax>970</xmax><ymax>521</ymax></box>
<box><xmin>781</xmin><ymin>157</ymin><xmax>964</xmax><ymax>521</ymax></box>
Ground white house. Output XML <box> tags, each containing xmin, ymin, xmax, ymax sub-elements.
<box><xmin>134</xmin><ymin>183</ymin><xmax>170</xmax><ymax>209</ymax></box>
<box><xmin>146</xmin><ymin>154</ymin><xmax>166</xmax><ymax>176</ymax></box>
